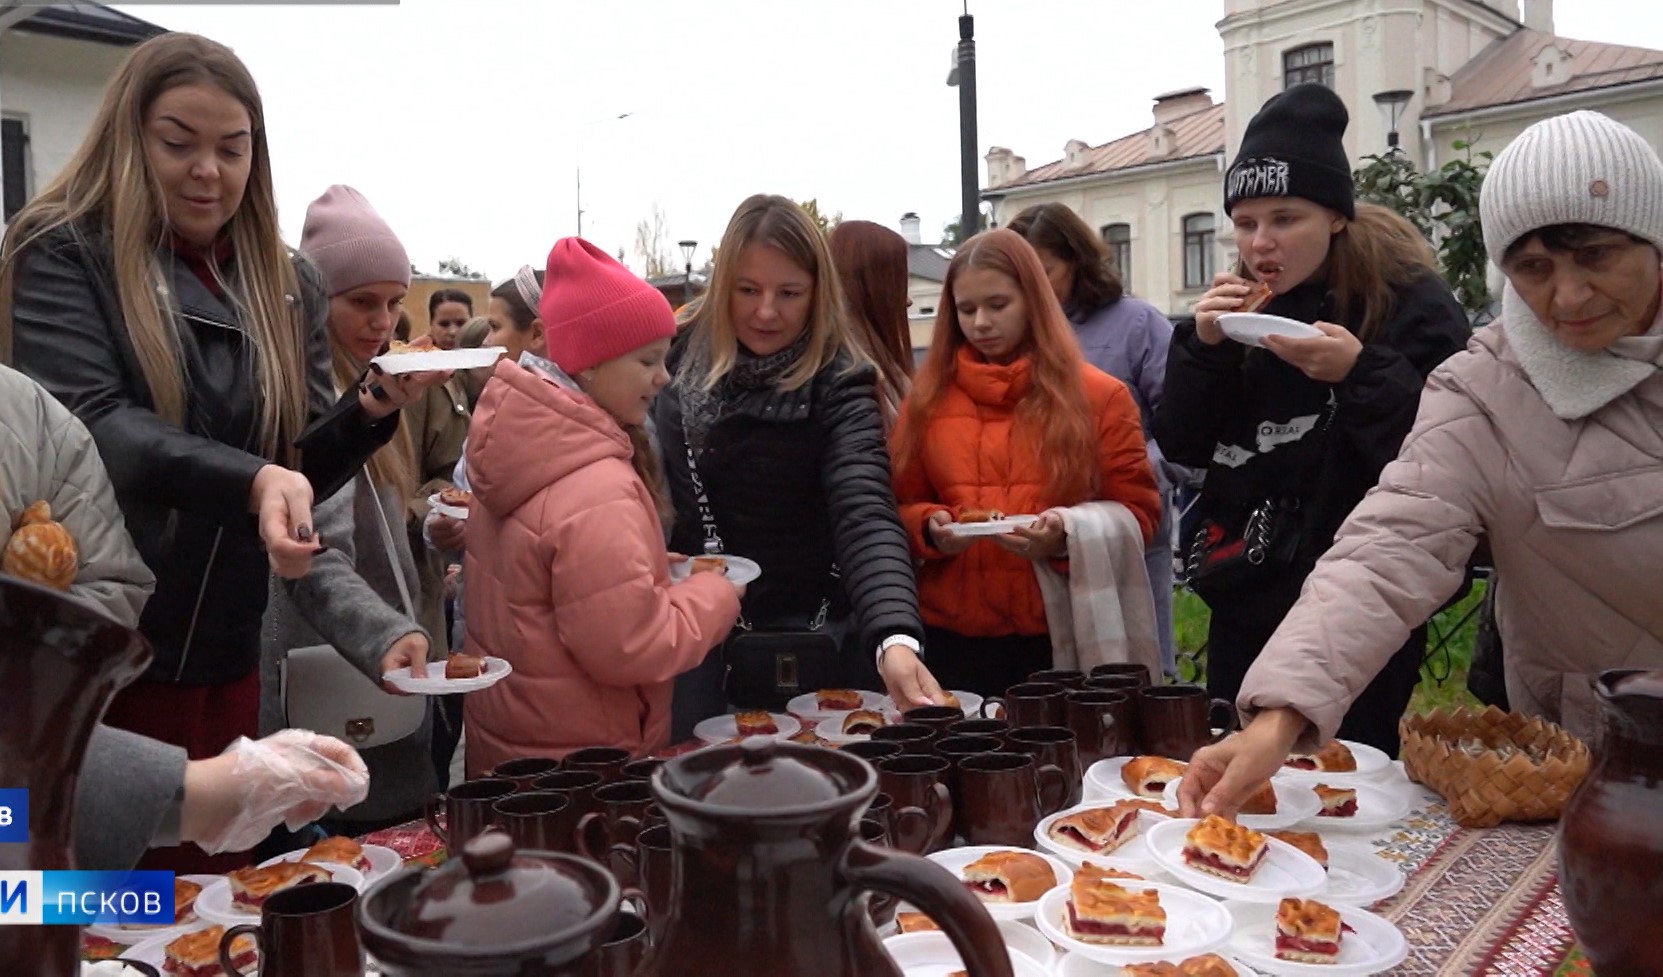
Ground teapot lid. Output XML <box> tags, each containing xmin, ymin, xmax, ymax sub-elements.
<box><xmin>380</xmin><ymin>831</ymin><xmax>616</xmax><ymax>948</ymax></box>
<box><xmin>677</xmin><ymin>737</ymin><xmax>850</xmax><ymax>809</ymax></box>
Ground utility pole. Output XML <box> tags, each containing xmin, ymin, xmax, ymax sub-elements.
<box><xmin>947</xmin><ymin>3</ymin><xmax>979</xmax><ymax>241</ymax></box>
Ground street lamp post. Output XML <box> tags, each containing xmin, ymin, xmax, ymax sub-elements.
<box><xmin>1372</xmin><ymin>89</ymin><xmax>1414</xmax><ymax>151</ymax></box>
<box><xmin>678</xmin><ymin>239</ymin><xmax>698</xmax><ymax>307</ymax></box>
<box><xmin>945</xmin><ymin>3</ymin><xmax>978</xmax><ymax>241</ymax></box>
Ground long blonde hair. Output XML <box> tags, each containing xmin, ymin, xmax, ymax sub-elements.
<box><xmin>0</xmin><ymin>33</ymin><xmax>309</xmax><ymax>466</ymax></box>
<box><xmin>679</xmin><ymin>194</ymin><xmax>869</xmax><ymax>391</ymax></box>
<box><xmin>329</xmin><ymin>333</ymin><xmax>415</xmax><ymax>502</ymax></box>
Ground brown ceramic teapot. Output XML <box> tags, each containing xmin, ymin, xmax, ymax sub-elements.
<box><xmin>1558</xmin><ymin>668</ymin><xmax>1663</xmax><ymax>974</ymax></box>
<box><xmin>0</xmin><ymin>576</ymin><xmax>152</xmax><ymax>977</ymax></box>
<box><xmin>358</xmin><ymin>830</ymin><xmax>619</xmax><ymax>977</ymax></box>
<box><xmin>639</xmin><ymin>738</ymin><xmax>1014</xmax><ymax>977</ymax></box>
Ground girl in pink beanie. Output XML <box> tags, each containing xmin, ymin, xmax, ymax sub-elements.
<box><xmin>458</xmin><ymin>238</ymin><xmax>743</xmax><ymax>772</ymax></box>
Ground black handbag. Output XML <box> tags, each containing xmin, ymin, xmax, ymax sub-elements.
<box><xmin>684</xmin><ymin>444</ymin><xmax>844</xmax><ymax>711</ymax></box>
<box><xmin>1186</xmin><ymin>396</ymin><xmax>1336</xmax><ymax>600</ymax></box>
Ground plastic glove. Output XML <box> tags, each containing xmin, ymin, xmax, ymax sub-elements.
<box><xmin>181</xmin><ymin>729</ymin><xmax>370</xmax><ymax>854</ymax></box>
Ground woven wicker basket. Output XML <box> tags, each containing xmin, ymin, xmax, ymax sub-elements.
<box><xmin>1400</xmin><ymin>706</ymin><xmax>1590</xmax><ymax>828</ymax></box>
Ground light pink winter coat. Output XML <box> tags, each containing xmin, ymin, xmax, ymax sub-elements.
<box><xmin>1239</xmin><ymin>285</ymin><xmax>1663</xmax><ymax>744</ymax></box>
<box><xmin>461</xmin><ymin>360</ymin><xmax>739</xmax><ymax>777</ymax></box>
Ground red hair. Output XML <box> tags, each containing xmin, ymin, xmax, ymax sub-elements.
<box><xmin>894</xmin><ymin>228</ymin><xmax>1097</xmax><ymax>504</ymax></box>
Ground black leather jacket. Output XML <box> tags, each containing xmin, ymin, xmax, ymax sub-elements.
<box><xmin>7</xmin><ymin>223</ymin><xmax>397</xmax><ymax>685</ymax></box>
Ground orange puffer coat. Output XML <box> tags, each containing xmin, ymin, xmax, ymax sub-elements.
<box><xmin>893</xmin><ymin>346</ymin><xmax>1160</xmax><ymax>637</ymax></box>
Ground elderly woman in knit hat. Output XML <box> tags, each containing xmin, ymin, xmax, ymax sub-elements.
<box><xmin>1180</xmin><ymin>110</ymin><xmax>1663</xmax><ymax>819</ymax></box>
<box><xmin>259</xmin><ymin>184</ymin><xmax>439</xmax><ymax>834</ymax></box>
<box><xmin>459</xmin><ymin>238</ymin><xmax>743</xmax><ymax>774</ymax></box>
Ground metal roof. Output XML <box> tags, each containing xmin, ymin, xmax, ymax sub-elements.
<box><xmin>986</xmin><ymin>103</ymin><xmax>1226</xmax><ymax>194</ymax></box>
<box><xmin>1426</xmin><ymin>28</ymin><xmax>1663</xmax><ymax>118</ymax></box>
<box><xmin>11</xmin><ymin>1</ymin><xmax>165</xmax><ymax>46</ymax></box>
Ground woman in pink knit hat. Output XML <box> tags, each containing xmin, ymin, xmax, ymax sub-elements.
<box><xmin>459</xmin><ymin>238</ymin><xmax>744</xmax><ymax>772</ymax></box>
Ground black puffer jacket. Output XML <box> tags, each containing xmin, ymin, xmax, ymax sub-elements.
<box><xmin>7</xmin><ymin>223</ymin><xmax>397</xmax><ymax>685</ymax></box>
<box><xmin>654</xmin><ymin>341</ymin><xmax>924</xmax><ymax>666</ymax></box>
<box><xmin>1154</xmin><ymin>271</ymin><xmax>1470</xmax><ymax>578</ymax></box>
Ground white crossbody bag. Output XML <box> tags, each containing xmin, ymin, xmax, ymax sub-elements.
<box><xmin>280</xmin><ymin>481</ymin><xmax>428</xmax><ymax>749</ymax></box>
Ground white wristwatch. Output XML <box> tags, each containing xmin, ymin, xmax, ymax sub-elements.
<box><xmin>876</xmin><ymin>634</ymin><xmax>922</xmax><ymax>670</ymax></box>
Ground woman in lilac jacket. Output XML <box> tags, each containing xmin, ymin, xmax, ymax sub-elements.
<box><xmin>1009</xmin><ymin>203</ymin><xmax>1185</xmax><ymax>676</ymax></box>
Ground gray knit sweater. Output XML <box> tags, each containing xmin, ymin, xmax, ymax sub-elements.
<box><xmin>260</xmin><ymin>473</ymin><xmax>436</xmax><ymax>825</ymax></box>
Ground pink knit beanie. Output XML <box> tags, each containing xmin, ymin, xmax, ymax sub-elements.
<box><xmin>541</xmin><ymin>237</ymin><xmax>676</xmax><ymax>374</ymax></box>
<box><xmin>299</xmin><ymin>185</ymin><xmax>411</xmax><ymax>296</ymax></box>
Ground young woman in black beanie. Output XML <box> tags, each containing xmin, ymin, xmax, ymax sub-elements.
<box><xmin>1153</xmin><ymin>83</ymin><xmax>1470</xmax><ymax>756</ymax></box>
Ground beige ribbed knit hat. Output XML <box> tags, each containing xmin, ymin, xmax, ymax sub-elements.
<box><xmin>299</xmin><ymin>185</ymin><xmax>412</xmax><ymax>296</ymax></box>
<box><xmin>1480</xmin><ymin>110</ymin><xmax>1663</xmax><ymax>264</ymax></box>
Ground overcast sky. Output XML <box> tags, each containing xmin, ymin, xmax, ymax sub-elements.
<box><xmin>111</xmin><ymin>0</ymin><xmax>1663</xmax><ymax>283</ymax></box>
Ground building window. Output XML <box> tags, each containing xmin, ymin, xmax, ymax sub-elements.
<box><xmin>2</xmin><ymin>117</ymin><xmax>30</xmax><ymax>223</ymax></box>
<box><xmin>1182</xmin><ymin>213</ymin><xmax>1215</xmax><ymax>289</ymax></box>
<box><xmin>1101</xmin><ymin>223</ymin><xmax>1132</xmax><ymax>285</ymax></box>
<box><xmin>1283</xmin><ymin>43</ymin><xmax>1335</xmax><ymax>89</ymax></box>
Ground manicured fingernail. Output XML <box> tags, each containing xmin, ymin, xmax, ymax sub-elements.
<box><xmin>295</xmin><ymin>525</ymin><xmax>313</xmax><ymax>541</ymax></box>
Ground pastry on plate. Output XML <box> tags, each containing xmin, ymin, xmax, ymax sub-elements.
<box><xmin>1124</xmin><ymin>958</ymin><xmax>1237</xmax><ymax>977</ymax></box>
<box><xmin>896</xmin><ymin>911</ymin><xmax>940</xmax><ymax>933</ymax></box>
<box><xmin>1275</xmin><ymin>897</ymin><xmax>1348</xmax><ymax>964</ymax></box>
<box><xmin>787</xmin><ymin>728</ymin><xmax>822</xmax><ymax>746</ymax></box>
<box><xmin>164</xmin><ymin>925</ymin><xmax>256</xmax><ymax>977</ymax></box>
<box><xmin>1047</xmin><ymin>799</ymin><xmax>1153</xmax><ymax>855</ymax></box>
<box><xmin>173</xmin><ymin>877</ymin><xmax>202</xmax><ymax>924</ymax></box>
<box><xmin>689</xmin><ymin>555</ymin><xmax>727</xmax><ymax>576</ymax></box>
<box><xmin>815</xmin><ymin>689</ymin><xmax>863</xmax><ymax>711</ymax></box>
<box><xmin>444</xmin><ymin>654</ymin><xmax>485</xmax><ymax>679</ymax></box>
<box><xmin>938</xmin><ymin>691</ymin><xmax>962</xmax><ymax>710</ymax></box>
<box><xmin>1065</xmin><ymin>865</ymin><xmax>1166</xmax><ymax>946</ymax></box>
<box><xmin>1239</xmin><ymin>780</ymin><xmax>1278</xmax><ymax>816</ymax></box>
<box><xmin>301</xmin><ymin>835</ymin><xmax>372</xmax><ymax>873</ymax></box>
<box><xmin>384</xmin><ymin>339</ymin><xmax>423</xmax><ymax>355</ymax></box>
<box><xmin>226</xmin><ymin>862</ymin><xmax>330</xmax><ymax>911</ymax></box>
<box><xmin>841</xmin><ymin>709</ymin><xmax>886</xmax><ymax>735</ymax></box>
<box><xmin>1315</xmin><ymin>784</ymin><xmax>1359</xmax><ymax>818</ymax></box>
<box><xmin>734</xmin><ymin>711</ymin><xmax>779</xmax><ymax>737</ymax></box>
<box><xmin>1267</xmin><ymin>830</ymin><xmax>1329</xmax><ymax>871</ymax></box>
<box><xmin>1182</xmin><ymin>814</ymin><xmax>1268</xmax><ymax>884</ymax></box>
<box><xmin>1121</xmin><ymin>755</ymin><xmax>1186</xmax><ymax>799</ymax></box>
<box><xmin>437</xmin><ymin>487</ymin><xmax>474</xmax><ymax>508</ymax></box>
<box><xmin>957</xmin><ymin>508</ymin><xmax>1005</xmax><ymax>523</ymax></box>
<box><xmin>3</xmin><ymin>500</ymin><xmax>77</xmax><ymax>591</ymax></box>
<box><xmin>1240</xmin><ymin>280</ymin><xmax>1275</xmax><ymax>313</ymax></box>
<box><xmin>1079</xmin><ymin>861</ymin><xmax>1146</xmax><ymax>882</ymax></box>
<box><xmin>1285</xmin><ymin>740</ymin><xmax>1358</xmax><ymax>773</ymax></box>
<box><xmin>961</xmin><ymin>850</ymin><xmax>1054</xmax><ymax>903</ymax></box>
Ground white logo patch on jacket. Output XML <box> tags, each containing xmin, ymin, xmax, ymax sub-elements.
<box><xmin>1212</xmin><ymin>443</ymin><xmax>1255</xmax><ymax>468</ymax></box>
<box><xmin>1256</xmin><ymin>413</ymin><xmax>1319</xmax><ymax>452</ymax></box>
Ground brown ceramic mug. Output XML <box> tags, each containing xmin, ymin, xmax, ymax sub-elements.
<box><xmin>218</xmin><ymin>881</ymin><xmax>363</xmax><ymax>977</ymax></box>
<box><xmin>1083</xmin><ymin>673</ymin><xmax>1145</xmax><ymax>696</ymax></box>
<box><xmin>1027</xmin><ymin>668</ymin><xmax>1087</xmax><ymax>690</ymax></box>
<box><xmin>620</xmin><ymin>758</ymin><xmax>664</xmax><ymax>784</ymax></box>
<box><xmin>610</xmin><ymin>823</ymin><xmax>674</xmax><ymax>945</ymax></box>
<box><xmin>1005</xmin><ymin>725</ymin><xmax>1084</xmax><ymax>809</ymax></box>
<box><xmin>424</xmin><ymin>777</ymin><xmax>516</xmax><ymax>851</ymax></box>
<box><xmin>564</xmin><ymin>746</ymin><xmax>634</xmax><ymax>784</ymax></box>
<box><xmin>869</xmin><ymin>722</ymin><xmax>939</xmax><ymax>756</ymax></box>
<box><xmin>578</xmin><ymin>779</ymin><xmax>654</xmax><ymax>871</ymax></box>
<box><xmin>490</xmin><ymin>756</ymin><xmax>563</xmax><ymax>792</ymax></box>
<box><xmin>580</xmin><ymin>909</ymin><xmax>650</xmax><ymax>977</ymax></box>
<box><xmin>901</xmin><ymin>705</ymin><xmax>964</xmax><ymax>737</ymax></box>
<box><xmin>1089</xmin><ymin>662</ymin><xmax>1152</xmax><ymax>687</ymax></box>
<box><xmin>874</xmin><ymin>754</ymin><xmax>954</xmax><ymax>854</ymax></box>
<box><xmin>1138</xmin><ymin>684</ymin><xmax>1238</xmax><ymax>761</ymax></box>
<box><xmin>492</xmin><ymin>790</ymin><xmax>574</xmax><ymax>853</ymax></box>
<box><xmin>1066</xmin><ymin>689</ymin><xmax>1134</xmax><ymax>764</ymax></box>
<box><xmin>980</xmin><ymin>681</ymin><xmax>1067</xmax><ymax>728</ymax></box>
<box><xmin>858</xmin><ymin>817</ymin><xmax>899</xmax><ymax>930</ymax></box>
<box><xmin>956</xmin><ymin>752</ymin><xmax>1069</xmax><ymax>848</ymax></box>
<box><xmin>840</xmin><ymin>740</ymin><xmax>905</xmax><ymax>765</ymax></box>
<box><xmin>946</xmin><ymin>717</ymin><xmax>1010</xmax><ymax>742</ymax></box>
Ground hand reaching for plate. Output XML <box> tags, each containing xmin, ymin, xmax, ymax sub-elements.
<box><xmin>379</xmin><ymin>632</ymin><xmax>430</xmax><ymax>693</ymax></box>
<box><xmin>925</xmin><ymin>510</ymin><xmax>975</xmax><ymax>555</ymax></box>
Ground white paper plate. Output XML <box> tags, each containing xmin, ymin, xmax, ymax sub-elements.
<box><xmin>881</xmin><ymin>931</ymin><xmax>1050</xmax><ymax>977</ymax></box>
<box><xmin>1315</xmin><ymin>845</ymin><xmax>1406</xmax><ymax>907</ymax></box>
<box><xmin>1143</xmin><ymin>819</ymin><xmax>1325</xmax><ymax>903</ymax></box>
<box><xmin>1163</xmin><ymin>778</ymin><xmax>1321</xmax><ymax>831</ymax></box>
<box><xmin>668</xmin><ymin>554</ymin><xmax>762</xmax><ymax>586</ymax></box>
<box><xmin>426</xmin><ymin>493</ymin><xmax>470</xmax><ymax>520</ymax></box>
<box><xmin>194</xmin><ymin>864</ymin><xmax>364</xmax><ymax>927</ymax></box>
<box><xmin>693</xmin><ymin>711</ymin><xmax>800</xmax><ymax>745</ymax></box>
<box><xmin>939</xmin><ymin>514</ymin><xmax>1040</xmax><ymax>538</ymax></box>
<box><xmin>258</xmin><ymin>844</ymin><xmax>401</xmax><ymax>886</ymax></box>
<box><xmin>1224</xmin><ymin>899</ymin><xmax>1409</xmax><ymax>975</ymax></box>
<box><xmin>84</xmin><ymin>875</ymin><xmax>221</xmax><ymax>945</ymax></box>
<box><xmin>1085</xmin><ymin>757</ymin><xmax>1186</xmax><ymax>803</ymax></box>
<box><xmin>786</xmin><ymin>689</ymin><xmax>886</xmax><ymax>723</ymax></box>
<box><xmin>1291</xmin><ymin>781</ymin><xmax>1410</xmax><ymax>833</ymax></box>
<box><xmin>383</xmin><ymin>656</ymin><xmax>512</xmax><ymax>695</ymax></box>
<box><xmin>1034</xmin><ymin>881</ymin><xmax>1232</xmax><ymax>964</ymax></box>
<box><xmin>925</xmin><ymin>846</ymin><xmax>1071</xmax><ymax>921</ymax></box>
<box><xmin>1278</xmin><ymin>740</ymin><xmax>1393</xmax><ymax>783</ymax></box>
<box><xmin>1054</xmin><ymin>951</ymin><xmax>1266</xmax><ymax>976</ymax></box>
<box><xmin>996</xmin><ymin>919</ymin><xmax>1059</xmax><ymax>969</ymax></box>
<box><xmin>370</xmin><ymin>346</ymin><xmax>505</xmax><ymax>374</ymax></box>
<box><xmin>1034</xmin><ymin>802</ymin><xmax>1174</xmax><ymax>876</ymax></box>
<box><xmin>817</xmin><ymin>714</ymin><xmax>888</xmax><ymax>746</ymax></box>
<box><xmin>1217</xmin><ymin>313</ymin><xmax>1322</xmax><ymax>347</ymax></box>
<box><xmin>879</xmin><ymin>690</ymin><xmax>984</xmax><ymax>719</ymax></box>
